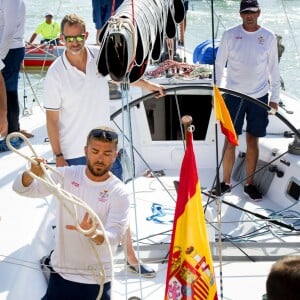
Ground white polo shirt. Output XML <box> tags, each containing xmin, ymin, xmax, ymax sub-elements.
<box><xmin>215</xmin><ymin>24</ymin><xmax>281</xmax><ymax>103</ymax></box>
<box><xmin>43</xmin><ymin>46</ymin><xmax>110</xmax><ymax>159</ymax></box>
<box><xmin>0</xmin><ymin>59</ymin><xmax>4</xmax><ymax>70</ymax></box>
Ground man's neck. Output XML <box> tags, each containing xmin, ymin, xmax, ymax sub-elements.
<box><xmin>242</xmin><ymin>23</ymin><xmax>260</xmax><ymax>32</ymax></box>
<box><xmin>66</xmin><ymin>47</ymin><xmax>87</xmax><ymax>72</ymax></box>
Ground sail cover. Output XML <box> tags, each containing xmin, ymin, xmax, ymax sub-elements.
<box><xmin>97</xmin><ymin>0</ymin><xmax>185</xmax><ymax>83</ymax></box>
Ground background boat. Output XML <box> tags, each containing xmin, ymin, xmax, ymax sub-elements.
<box><xmin>24</xmin><ymin>44</ymin><xmax>64</xmax><ymax>70</ymax></box>
<box><xmin>20</xmin><ymin>0</ymin><xmax>300</xmax><ymax>108</ymax></box>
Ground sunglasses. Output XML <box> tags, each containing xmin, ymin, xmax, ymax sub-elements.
<box><xmin>89</xmin><ymin>129</ymin><xmax>118</xmax><ymax>142</ymax></box>
<box><xmin>63</xmin><ymin>34</ymin><xmax>86</xmax><ymax>43</ymax></box>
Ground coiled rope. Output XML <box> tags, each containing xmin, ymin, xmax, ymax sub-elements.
<box><xmin>6</xmin><ymin>132</ymin><xmax>114</xmax><ymax>300</ymax></box>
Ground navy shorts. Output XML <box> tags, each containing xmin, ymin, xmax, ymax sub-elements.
<box><xmin>2</xmin><ymin>47</ymin><xmax>25</xmax><ymax>91</ymax></box>
<box><xmin>41</xmin><ymin>272</ymin><xmax>111</xmax><ymax>300</ymax></box>
<box><xmin>224</xmin><ymin>93</ymin><xmax>269</xmax><ymax>137</ymax></box>
<box><xmin>92</xmin><ymin>0</ymin><xmax>124</xmax><ymax>29</ymax></box>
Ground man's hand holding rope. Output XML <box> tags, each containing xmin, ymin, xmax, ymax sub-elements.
<box><xmin>66</xmin><ymin>212</ymin><xmax>104</xmax><ymax>245</ymax></box>
<box><xmin>22</xmin><ymin>158</ymin><xmax>47</xmax><ymax>187</ymax></box>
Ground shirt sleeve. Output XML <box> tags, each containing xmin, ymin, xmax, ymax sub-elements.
<box><xmin>0</xmin><ymin>0</ymin><xmax>19</xmax><ymax>59</ymax></box>
<box><xmin>43</xmin><ymin>62</ymin><xmax>63</xmax><ymax>110</ymax></box>
<box><xmin>268</xmin><ymin>36</ymin><xmax>281</xmax><ymax>103</ymax></box>
<box><xmin>12</xmin><ymin>168</ymin><xmax>64</xmax><ymax>198</ymax></box>
<box><xmin>214</xmin><ymin>30</ymin><xmax>229</xmax><ymax>87</ymax></box>
<box><xmin>104</xmin><ymin>184</ymin><xmax>130</xmax><ymax>246</ymax></box>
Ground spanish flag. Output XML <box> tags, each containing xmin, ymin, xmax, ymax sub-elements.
<box><xmin>214</xmin><ymin>85</ymin><xmax>238</xmax><ymax>146</ymax></box>
<box><xmin>164</xmin><ymin>128</ymin><xmax>218</xmax><ymax>300</ymax></box>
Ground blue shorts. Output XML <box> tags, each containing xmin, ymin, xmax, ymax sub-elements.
<box><xmin>224</xmin><ymin>93</ymin><xmax>269</xmax><ymax>137</ymax></box>
<box><xmin>92</xmin><ymin>0</ymin><xmax>124</xmax><ymax>29</ymax></box>
<box><xmin>42</xmin><ymin>272</ymin><xmax>111</xmax><ymax>300</ymax></box>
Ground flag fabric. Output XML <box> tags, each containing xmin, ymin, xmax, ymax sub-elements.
<box><xmin>164</xmin><ymin>128</ymin><xmax>218</xmax><ymax>300</ymax></box>
<box><xmin>213</xmin><ymin>85</ymin><xmax>238</xmax><ymax>146</ymax></box>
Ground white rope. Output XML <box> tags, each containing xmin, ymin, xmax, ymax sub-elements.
<box><xmin>6</xmin><ymin>132</ymin><xmax>115</xmax><ymax>300</ymax></box>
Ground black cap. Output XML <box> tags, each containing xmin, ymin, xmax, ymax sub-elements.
<box><xmin>240</xmin><ymin>0</ymin><xmax>260</xmax><ymax>13</ymax></box>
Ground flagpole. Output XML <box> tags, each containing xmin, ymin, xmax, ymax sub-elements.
<box><xmin>181</xmin><ymin>114</ymin><xmax>193</xmax><ymax>149</ymax></box>
<box><xmin>213</xmin><ymin>88</ymin><xmax>223</xmax><ymax>300</ymax></box>
<box><xmin>164</xmin><ymin>119</ymin><xmax>219</xmax><ymax>300</ymax></box>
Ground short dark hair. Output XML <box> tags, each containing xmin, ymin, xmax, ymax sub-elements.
<box><xmin>60</xmin><ymin>13</ymin><xmax>86</xmax><ymax>34</ymax></box>
<box><xmin>86</xmin><ymin>126</ymin><xmax>118</xmax><ymax>147</ymax></box>
<box><xmin>266</xmin><ymin>256</ymin><xmax>300</xmax><ymax>300</ymax></box>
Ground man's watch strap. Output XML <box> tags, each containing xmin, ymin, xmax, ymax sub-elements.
<box><xmin>55</xmin><ymin>153</ymin><xmax>63</xmax><ymax>158</ymax></box>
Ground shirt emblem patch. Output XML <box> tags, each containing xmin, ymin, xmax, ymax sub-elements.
<box><xmin>98</xmin><ymin>189</ymin><xmax>109</xmax><ymax>202</ymax></box>
<box><xmin>71</xmin><ymin>181</ymin><xmax>80</xmax><ymax>187</ymax></box>
<box><xmin>258</xmin><ymin>36</ymin><xmax>265</xmax><ymax>45</ymax></box>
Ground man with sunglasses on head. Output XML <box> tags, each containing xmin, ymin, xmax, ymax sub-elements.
<box><xmin>13</xmin><ymin>126</ymin><xmax>130</xmax><ymax>300</ymax></box>
<box><xmin>43</xmin><ymin>13</ymin><xmax>164</xmax><ymax>278</ymax></box>
<box><xmin>214</xmin><ymin>0</ymin><xmax>281</xmax><ymax>201</ymax></box>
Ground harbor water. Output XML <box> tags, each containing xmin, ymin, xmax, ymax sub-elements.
<box><xmin>21</xmin><ymin>0</ymin><xmax>300</xmax><ymax>109</ymax></box>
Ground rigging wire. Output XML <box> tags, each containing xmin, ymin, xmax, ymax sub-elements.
<box><xmin>280</xmin><ymin>0</ymin><xmax>300</xmax><ymax>61</ymax></box>
<box><xmin>210</xmin><ymin>0</ymin><xmax>224</xmax><ymax>298</ymax></box>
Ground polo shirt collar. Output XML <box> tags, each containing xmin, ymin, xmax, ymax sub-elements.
<box><xmin>61</xmin><ymin>46</ymin><xmax>94</xmax><ymax>70</ymax></box>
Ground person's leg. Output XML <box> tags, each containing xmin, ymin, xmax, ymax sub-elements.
<box><xmin>222</xmin><ymin>141</ymin><xmax>236</xmax><ymax>185</ymax></box>
<box><xmin>6</xmin><ymin>91</ymin><xmax>20</xmax><ymax>133</ymax></box>
<box><xmin>2</xmin><ymin>47</ymin><xmax>25</xmax><ymax>134</ymax></box>
<box><xmin>243</xmin><ymin>94</ymin><xmax>268</xmax><ymax>195</ymax></box>
<box><xmin>123</xmin><ymin>226</ymin><xmax>156</xmax><ymax>278</ymax></box>
<box><xmin>166</xmin><ymin>38</ymin><xmax>174</xmax><ymax>60</ymax></box>
<box><xmin>221</xmin><ymin>94</ymin><xmax>245</xmax><ymax>184</ymax></box>
<box><xmin>245</xmin><ymin>133</ymin><xmax>259</xmax><ymax>185</ymax></box>
<box><xmin>125</xmin><ymin>227</ymin><xmax>138</xmax><ymax>266</ymax></box>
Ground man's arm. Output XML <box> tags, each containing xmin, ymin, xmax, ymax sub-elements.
<box><xmin>46</xmin><ymin>110</ymin><xmax>68</xmax><ymax>166</ymax></box>
<box><xmin>12</xmin><ymin>158</ymin><xmax>56</xmax><ymax>198</ymax></box>
<box><xmin>214</xmin><ymin>31</ymin><xmax>229</xmax><ymax>87</ymax></box>
<box><xmin>268</xmin><ymin>36</ymin><xmax>281</xmax><ymax>109</ymax></box>
<box><xmin>29</xmin><ymin>33</ymin><xmax>38</xmax><ymax>44</ymax></box>
<box><xmin>132</xmin><ymin>78</ymin><xmax>165</xmax><ymax>98</ymax></box>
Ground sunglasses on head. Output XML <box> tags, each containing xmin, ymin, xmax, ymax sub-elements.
<box><xmin>63</xmin><ymin>34</ymin><xmax>85</xmax><ymax>43</ymax></box>
<box><xmin>90</xmin><ymin>129</ymin><xmax>118</xmax><ymax>142</ymax></box>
